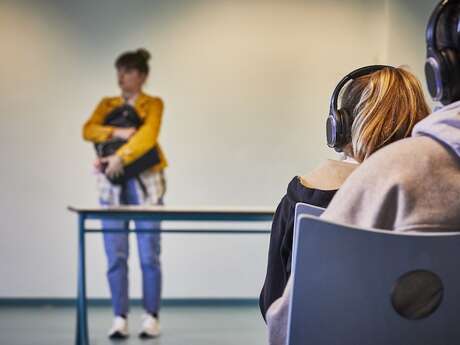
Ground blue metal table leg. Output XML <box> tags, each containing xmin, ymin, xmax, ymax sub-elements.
<box><xmin>75</xmin><ymin>213</ymin><xmax>90</xmax><ymax>345</ymax></box>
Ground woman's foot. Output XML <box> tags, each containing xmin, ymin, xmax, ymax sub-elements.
<box><xmin>108</xmin><ymin>316</ymin><xmax>129</xmax><ymax>339</ymax></box>
<box><xmin>139</xmin><ymin>314</ymin><xmax>160</xmax><ymax>338</ymax></box>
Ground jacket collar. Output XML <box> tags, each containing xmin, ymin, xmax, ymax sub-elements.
<box><xmin>135</xmin><ymin>92</ymin><xmax>149</xmax><ymax>108</ymax></box>
<box><xmin>110</xmin><ymin>92</ymin><xmax>149</xmax><ymax>108</ymax></box>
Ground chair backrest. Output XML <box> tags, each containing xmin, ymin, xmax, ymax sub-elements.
<box><xmin>292</xmin><ymin>203</ymin><xmax>325</xmax><ymax>250</ymax></box>
<box><xmin>294</xmin><ymin>202</ymin><xmax>325</xmax><ymax>218</ymax></box>
<box><xmin>287</xmin><ymin>215</ymin><xmax>460</xmax><ymax>345</ymax></box>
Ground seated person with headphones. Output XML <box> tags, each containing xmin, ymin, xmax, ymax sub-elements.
<box><xmin>259</xmin><ymin>65</ymin><xmax>431</xmax><ymax>320</ymax></box>
<box><xmin>266</xmin><ymin>1</ymin><xmax>460</xmax><ymax>344</ymax></box>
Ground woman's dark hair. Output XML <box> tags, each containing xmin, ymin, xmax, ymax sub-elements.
<box><xmin>115</xmin><ymin>48</ymin><xmax>151</xmax><ymax>75</ymax></box>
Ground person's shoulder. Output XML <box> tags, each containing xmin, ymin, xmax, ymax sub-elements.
<box><xmin>300</xmin><ymin>159</ymin><xmax>358</xmax><ymax>190</ymax></box>
<box><xmin>98</xmin><ymin>95</ymin><xmax>123</xmax><ymax>108</ymax></box>
<box><xmin>277</xmin><ymin>177</ymin><xmax>296</xmax><ymax>207</ymax></box>
<box><xmin>323</xmin><ymin>135</ymin><xmax>456</xmax><ymax>230</ymax></box>
<box><xmin>364</xmin><ymin>136</ymin><xmax>445</xmax><ymax>171</ymax></box>
<box><xmin>375</xmin><ymin>136</ymin><xmax>436</xmax><ymax>159</ymax></box>
<box><xmin>141</xmin><ymin>93</ymin><xmax>163</xmax><ymax>107</ymax></box>
<box><xmin>349</xmin><ymin>136</ymin><xmax>445</xmax><ymax>188</ymax></box>
<box><xmin>273</xmin><ymin>177</ymin><xmax>298</xmax><ymax>214</ymax></box>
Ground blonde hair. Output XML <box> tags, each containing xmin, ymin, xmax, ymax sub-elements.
<box><xmin>341</xmin><ymin>67</ymin><xmax>431</xmax><ymax>162</ymax></box>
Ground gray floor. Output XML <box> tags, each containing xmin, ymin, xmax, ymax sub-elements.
<box><xmin>0</xmin><ymin>305</ymin><xmax>268</xmax><ymax>345</ymax></box>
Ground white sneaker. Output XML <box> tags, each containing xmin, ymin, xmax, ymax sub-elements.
<box><xmin>108</xmin><ymin>316</ymin><xmax>129</xmax><ymax>339</ymax></box>
<box><xmin>139</xmin><ymin>314</ymin><xmax>160</xmax><ymax>338</ymax></box>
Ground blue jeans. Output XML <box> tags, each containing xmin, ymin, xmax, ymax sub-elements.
<box><xmin>101</xmin><ymin>178</ymin><xmax>162</xmax><ymax>317</ymax></box>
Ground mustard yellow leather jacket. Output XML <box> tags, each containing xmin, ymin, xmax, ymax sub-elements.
<box><xmin>82</xmin><ymin>92</ymin><xmax>167</xmax><ymax>171</ymax></box>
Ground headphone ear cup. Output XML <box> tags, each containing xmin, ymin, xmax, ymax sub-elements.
<box><xmin>426</xmin><ymin>48</ymin><xmax>460</xmax><ymax>104</ymax></box>
<box><xmin>335</xmin><ymin>108</ymin><xmax>353</xmax><ymax>148</ymax></box>
<box><xmin>425</xmin><ymin>51</ymin><xmax>444</xmax><ymax>102</ymax></box>
<box><xmin>441</xmin><ymin>48</ymin><xmax>460</xmax><ymax>104</ymax></box>
<box><xmin>326</xmin><ymin>113</ymin><xmax>338</xmax><ymax>148</ymax></box>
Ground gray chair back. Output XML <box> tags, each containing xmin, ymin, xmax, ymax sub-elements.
<box><xmin>287</xmin><ymin>215</ymin><xmax>460</xmax><ymax>345</ymax></box>
<box><xmin>294</xmin><ymin>202</ymin><xmax>325</xmax><ymax>218</ymax></box>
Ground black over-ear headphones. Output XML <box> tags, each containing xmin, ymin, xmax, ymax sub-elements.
<box><xmin>425</xmin><ymin>0</ymin><xmax>460</xmax><ymax>105</ymax></box>
<box><xmin>326</xmin><ymin>65</ymin><xmax>391</xmax><ymax>150</ymax></box>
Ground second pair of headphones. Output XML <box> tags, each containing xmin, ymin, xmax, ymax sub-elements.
<box><xmin>425</xmin><ymin>0</ymin><xmax>460</xmax><ymax>105</ymax></box>
<box><xmin>326</xmin><ymin>65</ymin><xmax>391</xmax><ymax>150</ymax></box>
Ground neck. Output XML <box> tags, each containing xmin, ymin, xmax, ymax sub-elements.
<box><xmin>122</xmin><ymin>90</ymin><xmax>141</xmax><ymax>102</ymax></box>
<box><xmin>340</xmin><ymin>155</ymin><xmax>358</xmax><ymax>164</ymax></box>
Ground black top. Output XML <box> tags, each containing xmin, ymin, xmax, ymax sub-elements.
<box><xmin>259</xmin><ymin>177</ymin><xmax>337</xmax><ymax>320</ymax></box>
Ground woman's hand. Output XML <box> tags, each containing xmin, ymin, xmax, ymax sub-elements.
<box><xmin>101</xmin><ymin>154</ymin><xmax>124</xmax><ymax>179</ymax></box>
<box><xmin>93</xmin><ymin>158</ymin><xmax>103</xmax><ymax>173</ymax></box>
<box><xmin>113</xmin><ymin>127</ymin><xmax>136</xmax><ymax>140</ymax></box>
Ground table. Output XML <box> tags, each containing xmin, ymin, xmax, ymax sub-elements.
<box><xmin>68</xmin><ymin>206</ymin><xmax>274</xmax><ymax>345</ymax></box>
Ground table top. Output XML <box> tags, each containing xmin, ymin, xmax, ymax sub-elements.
<box><xmin>68</xmin><ymin>205</ymin><xmax>275</xmax><ymax>216</ymax></box>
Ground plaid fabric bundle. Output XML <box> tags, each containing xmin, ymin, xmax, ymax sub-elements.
<box><xmin>97</xmin><ymin>169</ymin><xmax>166</xmax><ymax>206</ymax></box>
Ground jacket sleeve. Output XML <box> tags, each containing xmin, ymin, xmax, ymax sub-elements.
<box><xmin>260</xmin><ymin>196</ymin><xmax>291</xmax><ymax>321</ymax></box>
<box><xmin>82</xmin><ymin>98</ymin><xmax>115</xmax><ymax>143</ymax></box>
<box><xmin>266</xmin><ymin>277</ymin><xmax>292</xmax><ymax>345</ymax></box>
<box><xmin>116</xmin><ymin>98</ymin><xmax>164</xmax><ymax>165</ymax></box>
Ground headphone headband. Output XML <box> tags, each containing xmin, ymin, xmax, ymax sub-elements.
<box><xmin>330</xmin><ymin>65</ymin><xmax>391</xmax><ymax>115</ymax></box>
<box><xmin>426</xmin><ymin>0</ymin><xmax>451</xmax><ymax>52</ymax></box>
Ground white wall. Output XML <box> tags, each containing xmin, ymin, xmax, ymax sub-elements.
<box><xmin>0</xmin><ymin>0</ymin><xmax>437</xmax><ymax>298</ymax></box>
<box><xmin>385</xmin><ymin>0</ymin><xmax>438</xmax><ymax>105</ymax></box>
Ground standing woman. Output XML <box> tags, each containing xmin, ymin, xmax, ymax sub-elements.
<box><xmin>82</xmin><ymin>48</ymin><xmax>167</xmax><ymax>339</ymax></box>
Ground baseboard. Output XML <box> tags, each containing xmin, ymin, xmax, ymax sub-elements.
<box><xmin>0</xmin><ymin>298</ymin><xmax>258</xmax><ymax>307</ymax></box>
